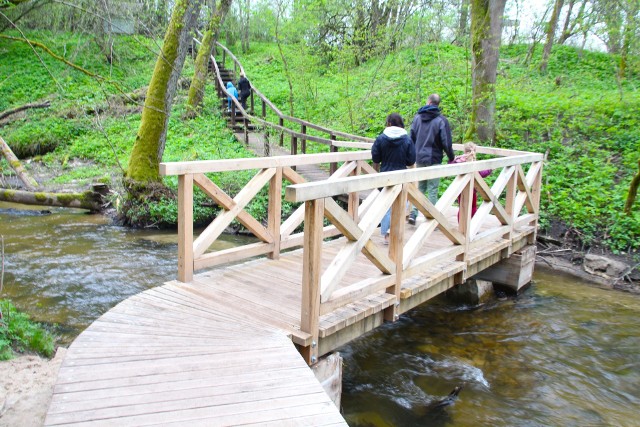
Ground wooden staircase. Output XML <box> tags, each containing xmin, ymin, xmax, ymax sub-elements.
<box><xmin>213</xmin><ymin>60</ymin><xmax>258</xmax><ymax>133</ymax></box>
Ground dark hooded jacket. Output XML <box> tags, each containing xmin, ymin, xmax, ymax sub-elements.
<box><xmin>371</xmin><ymin>126</ymin><xmax>416</xmax><ymax>173</ymax></box>
<box><xmin>410</xmin><ymin>105</ymin><xmax>454</xmax><ymax>166</ymax></box>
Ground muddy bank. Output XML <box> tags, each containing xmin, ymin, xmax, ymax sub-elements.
<box><xmin>535</xmin><ymin>235</ymin><xmax>639</xmax><ymax>294</ymax></box>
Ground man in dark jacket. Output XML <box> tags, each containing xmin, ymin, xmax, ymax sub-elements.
<box><xmin>408</xmin><ymin>93</ymin><xmax>455</xmax><ymax>224</ymax></box>
<box><xmin>237</xmin><ymin>73</ymin><xmax>251</xmax><ymax>110</ymax></box>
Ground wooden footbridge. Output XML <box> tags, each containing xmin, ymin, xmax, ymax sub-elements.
<box><xmin>45</xmin><ymin>44</ymin><xmax>543</xmax><ymax>425</ymax></box>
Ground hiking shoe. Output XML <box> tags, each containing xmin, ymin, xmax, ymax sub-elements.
<box><xmin>407</xmin><ymin>216</ymin><xmax>416</xmax><ymax>225</ymax></box>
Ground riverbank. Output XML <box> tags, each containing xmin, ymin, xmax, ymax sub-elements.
<box><xmin>0</xmin><ymin>348</ymin><xmax>65</xmax><ymax>426</ymax></box>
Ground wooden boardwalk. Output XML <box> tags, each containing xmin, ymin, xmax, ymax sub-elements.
<box><xmin>45</xmin><ymin>284</ymin><xmax>346</xmax><ymax>426</ymax></box>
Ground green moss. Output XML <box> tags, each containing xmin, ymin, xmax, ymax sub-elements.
<box><xmin>56</xmin><ymin>193</ymin><xmax>76</xmax><ymax>206</ymax></box>
<box><xmin>34</xmin><ymin>192</ymin><xmax>47</xmax><ymax>202</ymax></box>
<box><xmin>126</xmin><ymin>0</ymin><xmax>192</xmax><ymax>183</ymax></box>
<box><xmin>1</xmin><ymin>189</ymin><xmax>16</xmax><ymax>201</ymax></box>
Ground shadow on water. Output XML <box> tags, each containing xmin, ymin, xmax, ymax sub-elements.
<box><xmin>340</xmin><ymin>273</ymin><xmax>640</xmax><ymax>426</ymax></box>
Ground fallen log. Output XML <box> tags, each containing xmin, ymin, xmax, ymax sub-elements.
<box><xmin>0</xmin><ymin>136</ymin><xmax>39</xmax><ymax>190</ymax></box>
<box><xmin>0</xmin><ymin>188</ymin><xmax>104</xmax><ymax>212</ymax></box>
<box><xmin>0</xmin><ymin>101</ymin><xmax>51</xmax><ymax>121</ymax></box>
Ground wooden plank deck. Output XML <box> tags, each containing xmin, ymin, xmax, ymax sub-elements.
<box><xmin>46</xmin><ymin>209</ymin><xmax>534</xmax><ymax>426</ymax></box>
<box><xmin>45</xmin><ymin>287</ymin><xmax>346</xmax><ymax>426</ymax></box>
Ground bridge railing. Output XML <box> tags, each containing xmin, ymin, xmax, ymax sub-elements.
<box><xmin>284</xmin><ymin>147</ymin><xmax>543</xmax><ymax>362</ymax></box>
<box><xmin>160</xmin><ymin>150</ymin><xmax>373</xmax><ymax>282</ymax></box>
<box><xmin>161</xmin><ymin>146</ymin><xmax>543</xmax><ymax>362</ymax></box>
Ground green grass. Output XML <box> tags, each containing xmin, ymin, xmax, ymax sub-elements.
<box><xmin>0</xmin><ymin>299</ymin><xmax>56</xmax><ymax>360</ymax></box>
<box><xmin>229</xmin><ymin>41</ymin><xmax>640</xmax><ymax>253</ymax></box>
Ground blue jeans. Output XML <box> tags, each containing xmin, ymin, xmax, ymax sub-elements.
<box><xmin>411</xmin><ymin>163</ymin><xmax>439</xmax><ymax>219</ymax></box>
<box><xmin>381</xmin><ymin>208</ymin><xmax>391</xmax><ymax>236</ymax></box>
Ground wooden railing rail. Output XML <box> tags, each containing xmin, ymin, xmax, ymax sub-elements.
<box><xmin>160</xmin><ymin>151</ymin><xmax>373</xmax><ymax>283</ymax></box>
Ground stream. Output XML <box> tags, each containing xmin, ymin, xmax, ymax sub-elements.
<box><xmin>1</xmin><ymin>203</ymin><xmax>638</xmax><ymax>426</ymax></box>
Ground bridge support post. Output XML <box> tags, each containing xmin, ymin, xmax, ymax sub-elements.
<box><xmin>446</xmin><ymin>278</ymin><xmax>494</xmax><ymax>305</ymax></box>
<box><xmin>455</xmin><ymin>175</ymin><xmax>474</xmax><ymax>284</ymax></box>
<box><xmin>473</xmin><ymin>245</ymin><xmax>536</xmax><ymax>293</ymax></box>
<box><xmin>301</xmin><ymin>199</ymin><xmax>324</xmax><ymax>365</ymax></box>
<box><xmin>177</xmin><ymin>174</ymin><xmax>194</xmax><ymax>282</ymax></box>
<box><xmin>384</xmin><ymin>187</ymin><xmax>406</xmax><ymax>322</ymax></box>
<box><xmin>267</xmin><ymin>168</ymin><xmax>282</xmax><ymax>260</ymax></box>
<box><xmin>311</xmin><ymin>352</ymin><xmax>343</xmax><ymax>409</ymax></box>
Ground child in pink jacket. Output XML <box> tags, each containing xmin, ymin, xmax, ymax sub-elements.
<box><xmin>453</xmin><ymin>142</ymin><xmax>491</xmax><ymax>218</ymax></box>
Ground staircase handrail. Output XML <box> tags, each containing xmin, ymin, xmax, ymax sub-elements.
<box><xmin>213</xmin><ymin>41</ymin><xmax>374</xmax><ymax>145</ymax></box>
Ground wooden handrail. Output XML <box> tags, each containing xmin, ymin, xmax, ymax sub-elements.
<box><xmin>285</xmin><ymin>153</ymin><xmax>543</xmax><ymax>202</ymax></box>
<box><xmin>213</xmin><ymin>41</ymin><xmax>374</xmax><ymax>146</ymax></box>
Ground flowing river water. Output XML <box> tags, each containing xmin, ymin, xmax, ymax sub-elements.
<box><xmin>1</xmin><ymin>204</ymin><xmax>639</xmax><ymax>426</ymax></box>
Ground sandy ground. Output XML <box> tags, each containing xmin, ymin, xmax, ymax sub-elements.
<box><xmin>0</xmin><ymin>347</ymin><xmax>66</xmax><ymax>427</ymax></box>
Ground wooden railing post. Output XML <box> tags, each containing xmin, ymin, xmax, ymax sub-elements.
<box><xmin>505</xmin><ymin>167</ymin><xmax>518</xmax><ymax>251</ymax></box>
<box><xmin>250</xmin><ymin>90</ymin><xmax>255</xmax><ymax>114</ymax></box>
<box><xmin>530</xmin><ymin>162</ymin><xmax>543</xmax><ymax>244</ymax></box>
<box><xmin>348</xmin><ymin>162</ymin><xmax>361</xmax><ymax>221</ymax></box>
<box><xmin>267</xmin><ymin>167</ymin><xmax>282</xmax><ymax>260</ymax></box>
<box><xmin>244</xmin><ymin>117</ymin><xmax>249</xmax><ymax>144</ymax></box>
<box><xmin>279</xmin><ymin>117</ymin><xmax>284</xmax><ymax>146</ymax></box>
<box><xmin>456</xmin><ymin>174</ymin><xmax>474</xmax><ymax>282</ymax></box>
<box><xmin>262</xmin><ymin>100</ymin><xmax>266</xmax><ymax>118</ymax></box>
<box><xmin>291</xmin><ymin>134</ymin><xmax>298</xmax><ymax>156</ymax></box>
<box><xmin>301</xmin><ymin>124</ymin><xmax>307</xmax><ymax>154</ymax></box>
<box><xmin>384</xmin><ymin>186</ymin><xmax>406</xmax><ymax>322</ymax></box>
<box><xmin>178</xmin><ymin>174</ymin><xmax>194</xmax><ymax>282</ymax></box>
<box><xmin>329</xmin><ymin>134</ymin><xmax>338</xmax><ymax>175</ymax></box>
<box><xmin>301</xmin><ymin>198</ymin><xmax>324</xmax><ymax>365</ymax></box>
<box><xmin>230</xmin><ymin>103</ymin><xmax>236</xmax><ymax>126</ymax></box>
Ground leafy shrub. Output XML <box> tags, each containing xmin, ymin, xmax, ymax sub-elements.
<box><xmin>0</xmin><ymin>299</ymin><xmax>56</xmax><ymax>360</ymax></box>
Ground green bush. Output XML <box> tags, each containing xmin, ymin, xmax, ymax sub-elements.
<box><xmin>0</xmin><ymin>299</ymin><xmax>56</xmax><ymax>360</ymax></box>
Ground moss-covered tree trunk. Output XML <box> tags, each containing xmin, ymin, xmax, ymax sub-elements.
<box><xmin>539</xmin><ymin>0</ymin><xmax>564</xmax><ymax>73</ymax></box>
<box><xmin>0</xmin><ymin>189</ymin><xmax>103</xmax><ymax>211</ymax></box>
<box><xmin>126</xmin><ymin>0</ymin><xmax>203</xmax><ymax>185</ymax></box>
<box><xmin>185</xmin><ymin>0</ymin><xmax>233</xmax><ymax>117</ymax></box>
<box><xmin>465</xmin><ymin>0</ymin><xmax>506</xmax><ymax>144</ymax></box>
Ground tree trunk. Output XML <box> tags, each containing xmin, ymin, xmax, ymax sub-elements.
<box><xmin>603</xmin><ymin>1</ymin><xmax>622</xmax><ymax>54</ymax></box>
<box><xmin>126</xmin><ymin>0</ymin><xmax>203</xmax><ymax>184</ymax></box>
<box><xmin>186</xmin><ymin>0</ymin><xmax>234</xmax><ymax>117</ymax></box>
<box><xmin>558</xmin><ymin>0</ymin><xmax>587</xmax><ymax>44</ymax></box>
<box><xmin>457</xmin><ymin>0</ymin><xmax>470</xmax><ymax>43</ymax></box>
<box><xmin>0</xmin><ymin>101</ymin><xmax>50</xmax><ymax>122</ymax></box>
<box><xmin>624</xmin><ymin>160</ymin><xmax>640</xmax><ymax>214</ymax></box>
<box><xmin>619</xmin><ymin>0</ymin><xmax>639</xmax><ymax>78</ymax></box>
<box><xmin>540</xmin><ymin>0</ymin><xmax>564</xmax><ymax>73</ymax></box>
<box><xmin>465</xmin><ymin>0</ymin><xmax>507</xmax><ymax>144</ymax></box>
<box><xmin>0</xmin><ymin>188</ymin><xmax>103</xmax><ymax>211</ymax></box>
<box><xmin>241</xmin><ymin>0</ymin><xmax>250</xmax><ymax>53</ymax></box>
<box><xmin>0</xmin><ymin>136</ymin><xmax>38</xmax><ymax>190</ymax></box>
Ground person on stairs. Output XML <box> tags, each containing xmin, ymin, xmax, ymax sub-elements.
<box><xmin>237</xmin><ymin>73</ymin><xmax>251</xmax><ymax>110</ymax></box>
<box><xmin>372</xmin><ymin>113</ymin><xmax>416</xmax><ymax>245</ymax></box>
<box><xmin>226</xmin><ymin>81</ymin><xmax>238</xmax><ymax>112</ymax></box>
